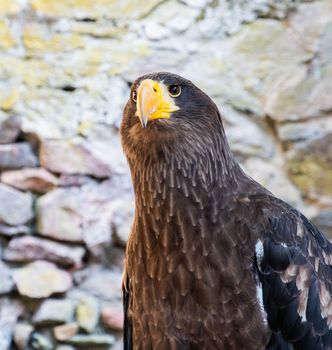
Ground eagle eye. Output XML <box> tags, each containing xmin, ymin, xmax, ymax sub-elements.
<box><xmin>168</xmin><ymin>85</ymin><xmax>181</xmax><ymax>97</ymax></box>
<box><xmin>132</xmin><ymin>90</ymin><xmax>137</xmax><ymax>102</ymax></box>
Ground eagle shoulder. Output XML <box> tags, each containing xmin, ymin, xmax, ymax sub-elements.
<box><xmin>253</xmin><ymin>196</ymin><xmax>332</xmax><ymax>349</ymax></box>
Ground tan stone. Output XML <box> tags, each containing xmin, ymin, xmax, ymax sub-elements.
<box><xmin>0</xmin><ymin>20</ymin><xmax>16</xmax><ymax>49</ymax></box>
<box><xmin>23</xmin><ymin>24</ymin><xmax>85</xmax><ymax>54</ymax></box>
<box><xmin>31</xmin><ymin>0</ymin><xmax>164</xmax><ymax>19</ymax></box>
<box><xmin>101</xmin><ymin>304</ymin><xmax>123</xmax><ymax>331</ymax></box>
<box><xmin>1</xmin><ymin>168</ymin><xmax>59</xmax><ymax>193</ymax></box>
<box><xmin>0</xmin><ymin>0</ymin><xmax>24</xmax><ymax>15</ymax></box>
<box><xmin>54</xmin><ymin>323</ymin><xmax>79</xmax><ymax>341</ymax></box>
<box><xmin>70</xmin><ymin>20</ymin><xmax>127</xmax><ymax>38</ymax></box>
<box><xmin>4</xmin><ymin>236</ymin><xmax>85</xmax><ymax>267</ymax></box>
<box><xmin>0</xmin><ymin>57</ymin><xmax>54</xmax><ymax>88</ymax></box>
<box><xmin>0</xmin><ymin>86</ymin><xmax>18</xmax><ymax>111</ymax></box>
<box><xmin>287</xmin><ymin>133</ymin><xmax>332</xmax><ymax>198</ymax></box>
<box><xmin>13</xmin><ymin>323</ymin><xmax>34</xmax><ymax>350</ymax></box>
<box><xmin>76</xmin><ymin>296</ymin><xmax>99</xmax><ymax>332</ymax></box>
<box><xmin>13</xmin><ymin>261</ymin><xmax>72</xmax><ymax>298</ymax></box>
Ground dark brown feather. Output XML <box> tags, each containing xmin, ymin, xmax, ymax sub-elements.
<box><xmin>121</xmin><ymin>72</ymin><xmax>332</xmax><ymax>350</ymax></box>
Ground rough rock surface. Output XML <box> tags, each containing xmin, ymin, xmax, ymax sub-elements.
<box><xmin>13</xmin><ymin>323</ymin><xmax>34</xmax><ymax>350</ymax></box>
<box><xmin>4</xmin><ymin>236</ymin><xmax>85</xmax><ymax>267</ymax></box>
<box><xmin>0</xmin><ymin>224</ymin><xmax>31</xmax><ymax>237</ymax></box>
<box><xmin>13</xmin><ymin>261</ymin><xmax>72</xmax><ymax>298</ymax></box>
<box><xmin>312</xmin><ymin>211</ymin><xmax>332</xmax><ymax>237</ymax></box>
<box><xmin>0</xmin><ymin>299</ymin><xmax>24</xmax><ymax>350</ymax></box>
<box><xmin>53</xmin><ymin>323</ymin><xmax>79</xmax><ymax>341</ymax></box>
<box><xmin>0</xmin><ymin>261</ymin><xmax>14</xmax><ymax>294</ymax></box>
<box><xmin>76</xmin><ymin>295</ymin><xmax>99</xmax><ymax>333</ymax></box>
<box><xmin>0</xmin><ymin>116</ymin><xmax>21</xmax><ymax>144</ymax></box>
<box><xmin>287</xmin><ymin>133</ymin><xmax>332</xmax><ymax>198</ymax></box>
<box><xmin>1</xmin><ymin>168</ymin><xmax>59</xmax><ymax>193</ymax></box>
<box><xmin>101</xmin><ymin>304</ymin><xmax>123</xmax><ymax>331</ymax></box>
<box><xmin>32</xmin><ymin>299</ymin><xmax>75</xmax><ymax>326</ymax></box>
<box><xmin>36</xmin><ymin>183</ymin><xmax>116</xmax><ymax>245</ymax></box>
<box><xmin>0</xmin><ymin>184</ymin><xmax>33</xmax><ymax>226</ymax></box>
<box><xmin>0</xmin><ymin>0</ymin><xmax>331</xmax><ymax>348</ymax></box>
<box><xmin>0</xmin><ymin>143</ymin><xmax>38</xmax><ymax>170</ymax></box>
<box><xmin>111</xmin><ymin>199</ymin><xmax>135</xmax><ymax>246</ymax></box>
<box><xmin>79</xmin><ymin>268</ymin><xmax>123</xmax><ymax>301</ymax></box>
<box><xmin>66</xmin><ymin>334</ymin><xmax>115</xmax><ymax>347</ymax></box>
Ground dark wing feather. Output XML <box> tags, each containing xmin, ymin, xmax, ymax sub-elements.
<box><xmin>123</xmin><ymin>273</ymin><xmax>132</xmax><ymax>350</ymax></box>
<box><xmin>254</xmin><ymin>196</ymin><xmax>332</xmax><ymax>350</ymax></box>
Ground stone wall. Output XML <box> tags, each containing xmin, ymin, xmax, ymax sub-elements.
<box><xmin>0</xmin><ymin>0</ymin><xmax>332</xmax><ymax>349</ymax></box>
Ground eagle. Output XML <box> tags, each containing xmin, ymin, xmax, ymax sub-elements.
<box><xmin>120</xmin><ymin>72</ymin><xmax>332</xmax><ymax>349</ymax></box>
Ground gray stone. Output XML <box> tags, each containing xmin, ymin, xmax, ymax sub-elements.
<box><xmin>0</xmin><ymin>184</ymin><xmax>33</xmax><ymax>226</ymax></box>
<box><xmin>111</xmin><ymin>199</ymin><xmax>134</xmax><ymax>246</ymax></box>
<box><xmin>39</xmin><ymin>126</ymin><xmax>129</xmax><ymax>178</ymax></box>
<box><xmin>277</xmin><ymin>117</ymin><xmax>332</xmax><ymax>144</ymax></box>
<box><xmin>220</xmin><ymin>104</ymin><xmax>276</xmax><ymax>159</ymax></box>
<box><xmin>76</xmin><ymin>295</ymin><xmax>99</xmax><ymax>333</ymax></box>
<box><xmin>289</xmin><ymin>1</ymin><xmax>332</xmax><ymax>52</ymax></box>
<box><xmin>55</xmin><ymin>346</ymin><xmax>76</xmax><ymax>350</ymax></box>
<box><xmin>33</xmin><ymin>299</ymin><xmax>75</xmax><ymax>326</ymax></box>
<box><xmin>4</xmin><ymin>236</ymin><xmax>85</xmax><ymax>267</ymax></box>
<box><xmin>13</xmin><ymin>261</ymin><xmax>72</xmax><ymax>298</ymax></box>
<box><xmin>36</xmin><ymin>187</ymin><xmax>85</xmax><ymax>242</ymax></box>
<box><xmin>1</xmin><ymin>168</ymin><xmax>59</xmax><ymax>193</ymax></box>
<box><xmin>147</xmin><ymin>1</ymin><xmax>200</xmax><ymax>33</ymax></box>
<box><xmin>13</xmin><ymin>323</ymin><xmax>34</xmax><ymax>350</ymax></box>
<box><xmin>59</xmin><ymin>174</ymin><xmax>92</xmax><ymax>187</ymax></box>
<box><xmin>36</xmin><ymin>182</ymin><xmax>119</xmax><ymax>246</ymax></box>
<box><xmin>79</xmin><ymin>267</ymin><xmax>122</xmax><ymax>301</ymax></box>
<box><xmin>30</xmin><ymin>332</ymin><xmax>53</xmax><ymax>350</ymax></box>
<box><xmin>0</xmin><ymin>115</ymin><xmax>20</xmax><ymax>144</ymax></box>
<box><xmin>320</xmin><ymin>22</ymin><xmax>332</xmax><ymax>66</ymax></box>
<box><xmin>243</xmin><ymin>157</ymin><xmax>304</xmax><ymax>211</ymax></box>
<box><xmin>265</xmin><ymin>63</ymin><xmax>332</xmax><ymax>121</ymax></box>
<box><xmin>0</xmin><ymin>223</ymin><xmax>31</xmax><ymax>237</ymax></box>
<box><xmin>182</xmin><ymin>0</ymin><xmax>210</xmax><ymax>9</ymax></box>
<box><xmin>0</xmin><ymin>142</ymin><xmax>38</xmax><ymax>170</ymax></box>
<box><xmin>312</xmin><ymin>211</ymin><xmax>332</xmax><ymax>238</ymax></box>
<box><xmin>67</xmin><ymin>334</ymin><xmax>115</xmax><ymax>347</ymax></box>
<box><xmin>0</xmin><ymin>261</ymin><xmax>14</xmax><ymax>294</ymax></box>
<box><xmin>40</xmin><ymin>137</ymin><xmax>112</xmax><ymax>178</ymax></box>
<box><xmin>0</xmin><ymin>299</ymin><xmax>24</xmax><ymax>350</ymax></box>
<box><xmin>143</xmin><ymin>21</ymin><xmax>172</xmax><ymax>41</ymax></box>
<box><xmin>263</xmin><ymin>3</ymin><xmax>332</xmax><ymax>122</ymax></box>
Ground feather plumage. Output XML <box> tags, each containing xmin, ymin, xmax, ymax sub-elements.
<box><xmin>120</xmin><ymin>72</ymin><xmax>332</xmax><ymax>349</ymax></box>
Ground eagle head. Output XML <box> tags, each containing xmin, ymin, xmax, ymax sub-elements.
<box><xmin>120</xmin><ymin>72</ymin><xmax>224</xmax><ymax>163</ymax></box>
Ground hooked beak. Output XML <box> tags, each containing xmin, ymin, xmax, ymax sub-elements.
<box><xmin>135</xmin><ymin>79</ymin><xmax>179</xmax><ymax>128</ymax></box>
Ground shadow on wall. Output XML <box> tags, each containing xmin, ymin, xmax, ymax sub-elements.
<box><xmin>0</xmin><ymin>0</ymin><xmax>332</xmax><ymax>349</ymax></box>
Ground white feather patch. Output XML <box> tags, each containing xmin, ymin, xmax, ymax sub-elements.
<box><xmin>255</xmin><ymin>240</ymin><xmax>264</xmax><ymax>268</ymax></box>
<box><xmin>256</xmin><ymin>282</ymin><xmax>268</xmax><ymax>324</ymax></box>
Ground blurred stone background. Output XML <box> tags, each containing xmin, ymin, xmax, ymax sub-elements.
<box><xmin>0</xmin><ymin>0</ymin><xmax>332</xmax><ymax>349</ymax></box>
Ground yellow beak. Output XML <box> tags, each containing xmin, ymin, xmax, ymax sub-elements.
<box><xmin>135</xmin><ymin>79</ymin><xmax>179</xmax><ymax>127</ymax></box>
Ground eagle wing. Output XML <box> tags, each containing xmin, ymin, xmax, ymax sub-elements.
<box><xmin>255</xmin><ymin>196</ymin><xmax>332</xmax><ymax>349</ymax></box>
<box><xmin>123</xmin><ymin>272</ymin><xmax>132</xmax><ymax>350</ymax></box>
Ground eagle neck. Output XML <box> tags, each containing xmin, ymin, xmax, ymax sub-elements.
<box><xmin>129</xmin><ymin>135</ymin><xmax>243</xmax><ymax>244</ymax></box>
